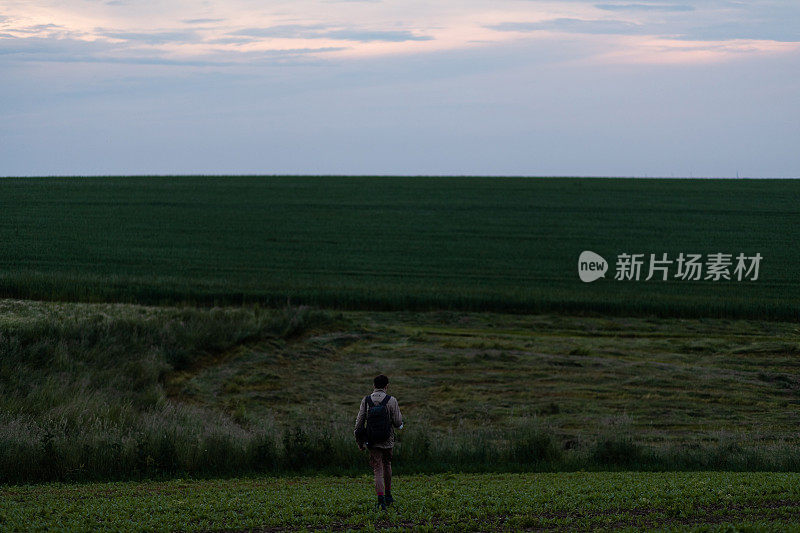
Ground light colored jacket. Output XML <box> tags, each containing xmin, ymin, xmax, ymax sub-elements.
<box><xmin>353</xmin><ymin>388</ymin><xmax>403</xmax><ymax>449</ymax></box>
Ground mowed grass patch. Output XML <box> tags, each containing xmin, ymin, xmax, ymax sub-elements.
<box><xmin>3</xmin><ymin>472</ymin><xmax>800</xmax><ymax>531</ymax></box>
<box><xmin>190</xmin><ymin>308</ymin><xmax>800</xmax><ymax>445</ymax></box>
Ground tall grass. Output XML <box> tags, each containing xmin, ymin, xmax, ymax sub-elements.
<box><xmin>0</xmin><ymin>301</ymin><xmax>339</xmax><ymax>483</ymax></box>
<box><xmin>6</xmin><ymin>414</ymin><xmax>800</xmax><ymax>484</ymax></box>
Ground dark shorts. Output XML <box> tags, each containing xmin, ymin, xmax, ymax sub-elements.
<box><xmin>368</xmin><ymin>446</ymin><xmax>392</xmax><ymax>468</ymax></box>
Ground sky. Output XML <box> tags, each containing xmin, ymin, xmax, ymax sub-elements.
<box><xmin>1</xmin><ymin>1</ymin><xmax>799</xmax><ymax>177</ymax></box>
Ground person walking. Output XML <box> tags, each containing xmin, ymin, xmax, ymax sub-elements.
<box><xmin>354</xmin><ymin>374</ymin><xmax>404</xmax><ymax>510</ymax></box>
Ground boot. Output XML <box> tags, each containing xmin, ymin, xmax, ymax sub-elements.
<box><xmin>385</xmin><ymin>491</ymin><xmax>394</xmax><ymax>506</ymax></box>
<box><xmin>376</xmin><ymin>495</ymin><xmax>387</xmax><ymax>511</ymax></box>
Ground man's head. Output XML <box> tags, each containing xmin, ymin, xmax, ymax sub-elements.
<box><xmin>374</xmin><ymin>374</ymin><xmax>389</xmax><ymax>390</ymax></box>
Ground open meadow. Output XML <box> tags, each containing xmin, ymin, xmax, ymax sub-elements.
<box><xmin>2</xmin><ymin>299</ymin><xmax>799</xmax><ymax>484</ymax></box>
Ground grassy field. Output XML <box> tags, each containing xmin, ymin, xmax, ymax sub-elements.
<box><xmin>183</xmin><ymin>308</ymin><xmax>800</xmax><ymax>445</ymax></box>
<box><xmin>0</xmin><ymin>176</ymin><xmax>798</xmax><ymax>319</ymax></box>
<box><xmin>4</xmin><ymin>177</ymin><xmax>798</xmax><ymax>530</ymax></box>
<box><xmin>3</xmin><ymin>298</ymin><xmax>800</xmax><ymax>483</ymax></box>
<box><xmin>3</xmin><ymin>471</ymin><xmax>800</xmax><ymax>531</ymax></box>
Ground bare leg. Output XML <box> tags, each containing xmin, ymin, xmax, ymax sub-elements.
<box><xmin>369</xmin><ymin>448</ymin><xmax>385</xmax><ymax>494</ymax></box>
<box><xmin>383</xmin><ymin>455</ymin><xmax>392</xmax><ymax>493</ymax></box>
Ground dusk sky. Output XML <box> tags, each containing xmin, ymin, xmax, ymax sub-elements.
<box><xmin>1</xmin><ymin>1</ymin><xmax>798</xmax><ymax>177</ymax></box>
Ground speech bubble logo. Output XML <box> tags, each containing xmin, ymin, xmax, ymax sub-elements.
<box><xmin>578</xmin><ymin>251</ymin><xmax>608</xmax><ymax>283</ymax></box>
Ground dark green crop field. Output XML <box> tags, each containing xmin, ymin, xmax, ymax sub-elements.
<box><xmin>0</xmin><ymin>176</ymin><xmax>797</xmax><ymax>319</ymax></box>
<box><xmin>3</xmin><ymin>472</ymin><xmax>800</xmax><ymax>531</ymax></box>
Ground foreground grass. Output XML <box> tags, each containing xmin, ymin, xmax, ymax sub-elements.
<box><xmin>1</xmin><ymin>176</ymin><xmax>798</xmax><ymax>319</ymax></box>
<box><xmin>3</xmin><ymin>472</ymin><xmax>800</xmax><ymax>531</ymax></box>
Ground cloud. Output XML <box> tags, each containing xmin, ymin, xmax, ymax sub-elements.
<box><xmin>232</xmin><ymin>24</ymin><xmax>328</xmax><ymax>39</ymax></box>
<box><xmin>0</xmin><ymin>36</ymin><xmax>118</xmax><ymax>58</ymax></box>
<box><xmin>183</xmin><ymin>18</ymin><xmax>225</xmax><ymax>24</ymax></box>
<box><xmin>321</xmin><ymin>30</ymin><xmax>432</xmax><ymax>42</ymax></box>
<box><xmin>101</xmin><ymin>31</ymin><xmax>201</xmax><ymax>45</ymax></box>
<box><xmin>0</xmin><ymin>34</ymin><xmax>345</xmax><ymax>66</ymax></box>
<box><xmin>8</xmin><ymin>23</ymin><xmax>67</xmax><ymax>35</ymax></box>
<box><xmin>232</xmin><ymin>24</ymin><xmax>432</xmax><ymax>42</ymax></box>
<box><xmin>207</xmin><ymin>36</ymin><xmax>257</xmax><ymax>45</ymax></box>
<box><xmin>596</xmin><ymin>3</ymin><xmax>694</xmax><ymax>12</ymax></box>
<box><xmin>661</xmin><ymin>3</ymin><xmax>800</xmax><ymax>43</ymax></box>
<box><xmin>678</xmin><ymin>23</ymin><xmax>800</xmax><ymax>43</ymax></box>
<box><xmin>487</xmin><ymin>18</ymin><xmax>643</xmax><ymax>35</ymax></box>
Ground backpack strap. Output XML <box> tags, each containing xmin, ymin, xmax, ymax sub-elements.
<box><xmin>380</xmin><ymin>395</ymin><xmax>391</xmax><ymax>406</ymax></box>
<box><xmin>365</xmin><ymin>395</ymin><xmax>375</xmax><ymax>407</ymax></box>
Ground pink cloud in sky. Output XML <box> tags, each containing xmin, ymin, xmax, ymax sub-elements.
<box><xmin>2</xmin><ymin>0</ymin><xmax>798</xmax><ymax>65</ymax></box>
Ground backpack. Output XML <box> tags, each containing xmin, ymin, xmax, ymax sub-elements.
<box><xmin>364</xmin><ymin>394</ymin><xmax>392</xmax><ymax>445</ymax></box>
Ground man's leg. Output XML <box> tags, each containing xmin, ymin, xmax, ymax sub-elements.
<box><xmin>368</xmin><ymin>448</ymin><xmax>387</xmax><ymax>509</ymax></box>
<box><xmin>383</xmin><ymin>448</ymin><xmax>394</xmax><ymax>505</ymax></box>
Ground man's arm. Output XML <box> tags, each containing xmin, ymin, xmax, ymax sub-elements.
<box><xmin>389</xmin><ymin>397</ymin><xmax>403</xmax><ymax>428</ymax></box>
<box><xmin>353</xmin><ymin>397</ymin><xmax>367</xmax><ymax>444</ymax></box>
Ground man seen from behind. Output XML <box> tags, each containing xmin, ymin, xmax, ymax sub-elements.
<box><xmin>354</xmin><ymin>374</ymin><xmax>404</xmax><ymax>510</ymax></box>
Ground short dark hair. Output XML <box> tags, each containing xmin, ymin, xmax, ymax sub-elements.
<box><xmin>374</xmin><ymin>374</ymin><xmax>389</xmax><ymax>389</ymax></box>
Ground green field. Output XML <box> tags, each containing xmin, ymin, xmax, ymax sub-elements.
<box><xmin>3</xmin><ymin>471</ymin><xmax>800</xmax><ymax>531</ymax></box>
<box><xmin>3</xmin><ymin>298</ymin><xmax>800</xmax><ymax>483</ymax></box>
<box><xmin>1</xmin><ymin>177</ymin><xmax>797</xmax><ymax>319</ymax></box>
<box><xmin>3</xmin><ymin>177</ymin><xmax>799</xmax><ymax>531</ymax></box>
